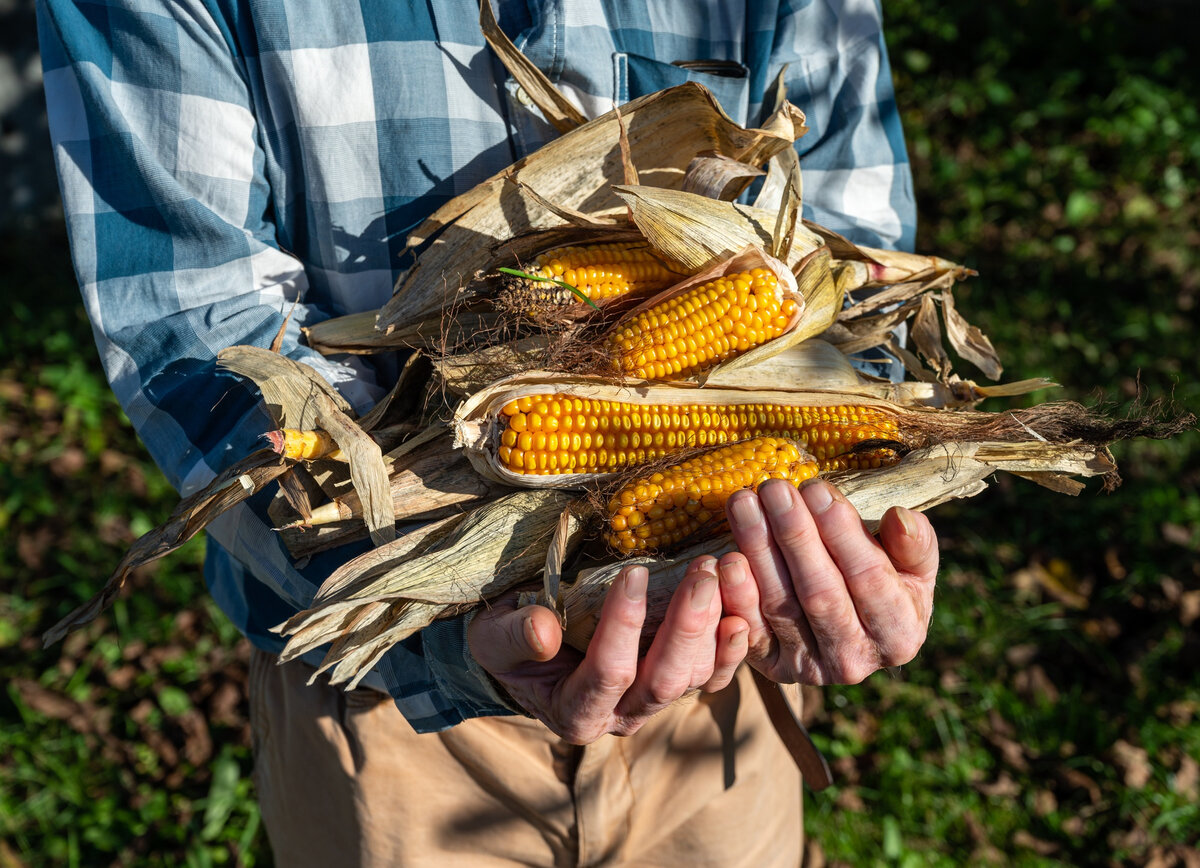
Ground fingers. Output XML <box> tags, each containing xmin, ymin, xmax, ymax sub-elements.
<box><xmin>729</xmin><ymin>479</ymin><xmax>938</xmax><ymax>684</ymax></box>
<box><xmin>699</xmin><ymin>616</ymin><xmax>749</xmax><ymax>693</ymax></box>
<box><xmin>557</xmin><ymin>564</ymin><xmax>649</xmax><ymax>742</ymax></box>
<box><xmin>878</xmin><ymin>506</ymin><xmax>940</xmax><ymax>583</ymax></box>
<box><xmin>726</xmin><ymin>486</ymin><xmax>822</xmax><ymax>678</ymax></box>
<box><xmin>614</xmin><ymin>562</ymin><xmax>722</xmax><ymax>726</ymax></box>
<box><xmin>877</xmin><ymin>505</ymin><xmax>939</xmax><ymax>653</ymax></box>
<box><xmin>796</xmin><ymin>484</ymin><xmax>935</xmax><ymax>670</ymax></box>
<box><xmin>715</xmin><ymin>552</ymin><xmax>770</xmax><ymax>660</ymax></box>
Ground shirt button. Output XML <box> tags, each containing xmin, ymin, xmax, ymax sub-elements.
<box><xmin>515</xmin><ymin>86</ymin><xmax>534</xmax><ymax>107</ymax></box>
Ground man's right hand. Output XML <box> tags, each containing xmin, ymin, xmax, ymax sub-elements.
<box><xmin>468</xmin><ymin>559</ymin><xmax>749</xmax><ymax>744</ymax></box>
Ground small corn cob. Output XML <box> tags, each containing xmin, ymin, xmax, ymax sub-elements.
<box><xmin>604</xmin><ymin>437</ymin><xmax>819</xmax><ymax>553</ymax></box>
<box><xmin>516</xmin><ymin>243</ymin><xmax>680</xmax><ymax>305</ymax></box>
<box><xmin>608</xmin><ymin>268</ymin><xmax>799</xmax><ymax>380</ymax></box>
<box><xmin>266</xmin><ymin>428</ymin><xmax>341</xmax><ymax>461</ymax></box>
<box><xmin>495</xmin><ymin>394</ymin><xmax>905</xmax><ymax>476</ymax></box>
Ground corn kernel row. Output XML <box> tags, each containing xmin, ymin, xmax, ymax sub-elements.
<box><xmin>494</xmin><ymin>393</ymin><xmax>904</xmax><ymax>476</ymax></box>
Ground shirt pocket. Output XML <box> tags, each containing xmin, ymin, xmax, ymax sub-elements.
<box><xmin>613</xmin><ymin>52</ymin><xmax>750</xmax><ymax>124</ymax></box>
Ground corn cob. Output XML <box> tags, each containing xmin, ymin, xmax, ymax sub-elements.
<box><xmin>513</xmin><ymin>243</ymin><xmax>680</xmax><ymax>305</ymax></box>
<box><xmin>604</xmin><ymin>437</ymin><xmax>819</xmax><ymax>553</ymax></box>
<box><xmin>494</xmin><ymin>393</ymin><xmax>905</xmax><ymax>476</ymax></box>
<box><xmin>607</xmin><ymin>268</ymin><xmax>799</xmax><ymax>380</ymax></box>
<box><xmin>266</xmin><ymin>428</ymin><xmax>340</xmax><ymax>461</ymax></box>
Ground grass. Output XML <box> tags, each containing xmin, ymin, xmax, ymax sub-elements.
<box><xmin>2</xmin><ymin>1</ymin><xmax>1198</xmax><ymax>865</ymax></box>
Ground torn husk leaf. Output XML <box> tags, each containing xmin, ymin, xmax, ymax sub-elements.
<box><xmin>276</xmin><ymin>431</ymin><xmax>507</xmax><ymax>557</ymax></box>
<box><xmin>478</xmin><ymin>0</ymin><xmax>586</xmax><ymax>134</ymax></box>
<box><xmin>304</xmin><ymin>310</ymin><xmax>512</xmax><ymax>356</ymax></box>
<box><xmin>43</xmin><ymin>449</ymin><xmax>288</xmax><ymax>647</ymax></box>
<box><xmin>611</xmin><ymin>184</ymin><xmax>824</xmax><ymax>274</ymax></box>
<box><xmin>219</xmin><ymin>346</ymin><xmax>395</xmax><ymax>545</ymax></box>
<box><xmin>218</xmin><ymin>345</ymin><xmax>352</xmax><ymax>430</ymax></box>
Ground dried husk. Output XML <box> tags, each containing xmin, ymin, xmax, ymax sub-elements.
<box><xmin>611</xmin><ymin>185</ymin><xmax>825</xmax><ymax>274</ymax></box>
<box><xmin>275</xmin><ymin>429</ymin><xmax>509</xmax><ymax>558</ymax></box>
<box><xmin>304</xmin><ymin>310</ymin><xmax>512</xmax><ymax>356</ymax></box>
<box><xmin>274</xmin><ymin>490</ymin><xmax>587</xmax><ymax>686</ymax></box>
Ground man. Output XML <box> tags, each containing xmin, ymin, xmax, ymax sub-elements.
<box><xmin>39</xmin><ymin>0</ymin><xmax>936</xmax><ymax>863</ymax></box>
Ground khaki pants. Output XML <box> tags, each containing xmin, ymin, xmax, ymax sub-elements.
<box><xmin>249</xmin><ymin>648</ymin><xmax>803</xmax><ymax>867</ymax></box>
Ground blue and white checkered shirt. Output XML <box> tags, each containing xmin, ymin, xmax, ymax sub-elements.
<box><xmin>39</xmin><ymin>0</ymin><xmax>915</xmax><ymax>731</ymax></box>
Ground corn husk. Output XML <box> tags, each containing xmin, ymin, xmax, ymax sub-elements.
<box><xmin>272</xmin><ymin>489</ymin><xmax>586</xmax><ymax>687</ymax></box>
<box><xmin>275</xmin><ymin>429</ymin><xmax>509</xmax><ymax>558</ymax></box>
<box><xmin>218</xmin><ymin>346</ymin><xmax>395</xmax><ymax>545</ymax></box>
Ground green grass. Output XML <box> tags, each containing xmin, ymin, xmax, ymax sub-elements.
<box><xmin>2</xmin><ymin>2</ymin><xmax>1198</xmax><ymax>864</ymax></box>
<box><xmin>0</xmin><ymin>240</ymin><xmax>265</xmax><ymax>866</ymax></box>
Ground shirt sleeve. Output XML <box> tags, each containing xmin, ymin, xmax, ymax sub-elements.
<box><xmin>772</xmin><ymin>0</ymin><xmax>917</xmax><ymax>254</ymax></box>
<box><xmin>37</xmin><ymin>0</ymin><xmax>512</xmax><ymax>731</ymax></box>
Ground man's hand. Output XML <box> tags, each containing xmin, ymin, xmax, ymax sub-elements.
<box><xmin>468</xmin><ymin>560</ymin><xmax>749</xmax><ymax>744</ymax></box>
<box><xmin>716</xmin><ymin>478</ymin><xmax>938</xmax><ymax>685</ymax></box>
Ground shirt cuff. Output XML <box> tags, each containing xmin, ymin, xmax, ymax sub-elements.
<box><xmin>421</xmin><ymin>612</ymin><xmax>529</xmax><ymax>719</ymax></box>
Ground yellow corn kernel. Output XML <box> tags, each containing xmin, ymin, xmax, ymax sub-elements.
<box><xmin>494</xmin><ymin>395</ymin><xmax>905</xmax><ymax>476</ymax></box>
<box><xmin>603</xmin><ymin>437</ymin><xmax>819</xmax><ymax>553</ymax></box>
<box><xmin>517</xmin><ymin>243</ymin><xmax>680</xmax><ymax>305</ymax></box>
<box><xmin>608</xmin><ymin>268</ymin><xmax>797</xmax><ymax>380</ymax></box>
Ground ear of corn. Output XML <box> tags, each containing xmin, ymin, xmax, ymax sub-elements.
<box><xmin>493</xmin><ymin>392</ymin><xmax>905</xmax><ymax>477</ymax></box>
<box><xmin>511</xmin><ymin>243</ymin><xmax>680</xmax><ymax>307</ymax></box>
<box><xmin>604</xmin><ymin>436</ymin><xmax>819</xmax><ymax>554</ymax></box>
<box><xmin>607</xmin><ymin>267</ymin><xmax>799</xmax><ymax>380</ymax></box>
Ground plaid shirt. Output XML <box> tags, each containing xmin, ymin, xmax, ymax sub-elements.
<box><xmin>39</xmin><ymin>0</ymin><xmax>915</xmax><ymax>731</ymax></box>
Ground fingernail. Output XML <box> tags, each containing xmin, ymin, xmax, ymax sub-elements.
<box><xmin>688</xmin><ymin>555</ymin><xmax>718</xmax><ymax>574</ymax></box>
<box><xmin>730</xmin><ymin>628</ymin><xmax>748</xmax><ymax>649</ymax></box>
<box><xmin>801</xmin><ymin>480</ymin><xmax>835</xmax><ymax>514</ymax></box>
<box><xmin>691</xmin><ymin>575</ymin><xmax>717</xmax><ymax>610</ymax></box>
<box><xmin>623</xmin><ymin>565</ymin><xmax>648</xmax><ymax>601</ymax></box>
<box><xmin>524</xmin><ymin>615</ymin><xmax>545</xmax><ymax>655</ymax></box>
<box><xmin>897</xmin><ymin>507</ymin><xmax>919</xmax><ymax>538</ymax></box>
<box><xmin>759</xmin><ymin>480</ymin><xmax>793</xmax><ymax>516</ymax></box>
<box><xmin>728</xmin><ymin>493</ymin><xmax>761</xmax><ymax>529</ymax></box>
<box><xmin>719</xmin><ymin>558</ymin><xmax>747</xmax><ymax>587</ymax></box>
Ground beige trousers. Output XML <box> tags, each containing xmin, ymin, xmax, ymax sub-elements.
<box><xmin>248</xmin><ymin>648</ymin><xmax>802</xmax><ymax>867</ymax></box>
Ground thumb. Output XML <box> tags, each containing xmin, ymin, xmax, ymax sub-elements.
<box><xmin>469</xmin><ymin>603</ymin><xmax>564</xmax><ymax>673</ymax></box>
<box><xmin>878</xmin><ymin>506</ymin><xmax>939</xmax><ymax>582</ymax></box>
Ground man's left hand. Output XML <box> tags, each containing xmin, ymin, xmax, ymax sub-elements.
<box><xmin>715</xmin><ymin>478</ymin><xmax>938</xmax><ymax>685</ymax></box>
